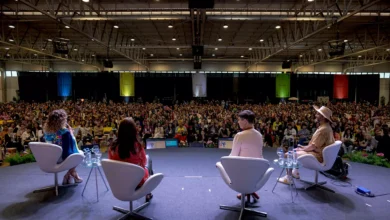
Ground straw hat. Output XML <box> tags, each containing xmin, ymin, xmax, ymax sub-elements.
<box><xmin>313</xmin><ymin>105</ymin><xmax>333</xmax><ymax>123</ymax></box>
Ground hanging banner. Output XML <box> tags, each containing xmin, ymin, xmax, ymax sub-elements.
<box><xmin>120</xmin><ymin>72</ymin><xmax>135</xmax><ymax>97</ymax></box>
<box><xmin>192</xmin><ymin>73</ymin><xmax>207</xmax><ymax>97</ymax></box>
<box><xmin>276</xmin><ymin>74</ymin><xmax>290</xmax><ymax>98</ymax></box>
<box><xmin>333</xmin><ymin>75</ymin><xmax>349</xmax><ymax>99</ymax></box>
<box><xmin>57</xmin><ymin>72</ymin><xmax>72</xmax><ymax>97</ymax></box>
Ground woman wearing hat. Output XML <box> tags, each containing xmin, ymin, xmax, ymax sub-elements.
<box><xmin>278</xmin><ymin>105</ymin><xmax>335</xmax><ymax>184</ymax></box>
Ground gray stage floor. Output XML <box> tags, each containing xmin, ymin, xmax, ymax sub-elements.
<box><xmin>1</xmin><ymin>147</ymin><xmax>390</xmax><ymax>220</ymax></box>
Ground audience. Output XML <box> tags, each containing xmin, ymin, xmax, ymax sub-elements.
<box><xmin>0</xmin><ymin>99</ymin><xmax>389</xmax><ymax>157</ymax></box>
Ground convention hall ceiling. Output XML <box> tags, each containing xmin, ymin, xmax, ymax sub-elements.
<box><xmin>1</xmin><ymin>0</ymin><xmax>390</xmax><ymax>71</ymax></box>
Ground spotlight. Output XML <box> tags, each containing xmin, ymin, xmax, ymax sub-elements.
<box><xmin>8</xmin><ymin>25</ymin><xmax>15</xmax><ymax>29</ymax></box>
<box><xmin>218</xmin><ymin>38</ymin><xmax>222</xmax><ymax>41</ymax></box>
<box><xmin>113</xmin><ymin>25</ymin><xmax>119</xmax><ymax>29</ymax></box>
<box><xmin>172</xmin><ymin>37</ymin><xmax>176</xmax><ymax>41</ymax></box>
<box><xmin>344</xmin><ymin>39</ymin><xmax>348</xmax><ymax>43</ymax></box>
<box><xmin>168</xmin><ymin>23</ymin><xmax>173</xmax><ymax>28</ymax></box>
<box><xmin>223</xmin><ymin>24</ymin><xmax>228</xmax><ymax>29</ymax></box>
<box><xmin>65</xmin><ymin>25</ymin><xmax>70</xmax><ymax>29</ymax></box>
<box><xmin>275</xmin><ymin>25</ymin><xmax>281</xmax><ymax>29</ymax></box>
<box><xmin>260</xmin><ymin>39</ymin><xmax>264</xmax><ymax>42</ymax></box>
<box><xmin>130</xmin><ymin>38</ymin><xmax>135</xmax><ymax>41</ymax></box>
<box><xmin>82</xmin><ymin>0</ymin><xmax>89</xmax><ymax>2</ymax></box>
<box><xmin>308</xmin><ymin>0</ymin><xmax>314</xmax><ymax>2</ymax></box>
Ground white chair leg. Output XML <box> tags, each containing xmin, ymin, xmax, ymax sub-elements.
<box><xmin>33</xmin><ymin>173</ymin><xmax>78</xmax><ymax>196</ymax></box>
<box><xmin>219</xmin><ymin>193</ymin><xmax>267</xmax><ymax>219</ymax></box>
<box><xmin>300</xmin><ymin>171</ymin><xmax>334</xmax><ymax>193</ymax></box>
<box><xmin>113</xmin><ymin>201</ymin><xmax>152</xmax><ymax>220</ymax></box>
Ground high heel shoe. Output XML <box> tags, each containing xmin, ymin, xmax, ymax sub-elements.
<box><xmin>236</xmin><ymin>193</ymin><xmax>260</xmax><ymax>203</ymax></box>
<box><xmin>145</xmin><ymin>193</ymin><xmax>153</xmax><ymax>202</ymax></box>
<box><xmin>70</xmin><ymin>171</ymin><xmax>83</xmax><ymax>183</ymax></box>
<box><xmin>62</xmin><ymin>173</ymin><xmax>72</xmax><ymax>185</ymax></box>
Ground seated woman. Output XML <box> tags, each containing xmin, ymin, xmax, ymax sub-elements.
<box><xmin>43</xmin><ymin>109</ymin><xmax>83</xmax><ymax>185</ymax></box>
<box><xmin>108</xmin><ymin>118</ymin><xmax>154</xmax><ymax>202</ymax></box>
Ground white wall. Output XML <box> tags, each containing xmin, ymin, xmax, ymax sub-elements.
<box><xmin>0</xmin><ymin>72</ymin><xmax>4</xmax><ymax>103</ymax></box>
<box><xmin>380</xmin><ymin>78</ymin><xmax>390</xmax><ymax>105</ymax></box>
<box><xmin>6</xmin><ymin>77</ymin><xmax>19</xmax><ymax>102</ymax></box>
<box><xmin>352</xmin><ymin>63</ymin><xmax>390</xmax><ymax>73</ymax></box>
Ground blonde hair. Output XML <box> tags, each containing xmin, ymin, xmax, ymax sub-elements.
<box><xmin>43</xmin><ymin>109</ymin><xmax>68</xmax><ymax>133</ymax></box>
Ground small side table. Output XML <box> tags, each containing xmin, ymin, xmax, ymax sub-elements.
<box><xmin>272</xmin><ymin>159</ymin><xmax>300</xmax><ymax>203</ymax></box>
<box><xmin>81</xmin><ymin>162</ymin><xmax>109</xmax><ymax>202</ymax></box>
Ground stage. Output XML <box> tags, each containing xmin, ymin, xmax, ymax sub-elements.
<box><xmin>0</xmin><ymin>147</ymin><xmax>389</xmax><ymax>220</ymax></box>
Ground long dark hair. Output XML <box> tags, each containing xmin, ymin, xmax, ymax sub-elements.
<box><xmin>111</xmin><ymin>118</ymin><xmax>141</xmax><ymax>159</ymax></box>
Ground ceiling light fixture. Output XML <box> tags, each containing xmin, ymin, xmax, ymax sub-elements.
<box><xmin>8</xmin><ymin>25</ymin><xmax>15</xmax><ymax>29</ymax></box>
<box><xmin>9</xmin><ymin>39</ymin><xmax>14</xmax><ymax>42</ymax></box>
<box><xmin>318</xmin><ymin>48</ymin><xmax>322</xmax><ymax>51</ymax></box>
<box><xmin>179</xmin><ymin>54</ymin><xmax>182</xmax><ymax>56</ymax></box>
<box><xmin>113</xmin><ymin>25</ymin><xmax>119</xmax><ymax>29</ymax></box>
<box><xmin>308</xmin><ymin>0</ymin><xmax>315</xmax><ymax>2</ymax></box>
<box><xmin>34</xmin><ymin>54</ymin><xmax>37</xmax><ymax>56</ymax></box>
<box><xmin>299</xmin><ymin>54</ymin><xmax>303</xmax><ymax>57</ymax></box>
<box><xmin>260</xmin><ymin>39</ymin><xmax>264</xmax><ymax>42</ymax></box>
<box><xmin>142</xmin><ymin>48</ymin><xmax>146</xmax><ymax>50</ymax></box>
<box><xmin>82</xmin><ymin>59</ymin><xmax>85</xmax><ymax>61</ymax></box>
<box><xmin>130</xmin><ymin>38</ymin><xmax>135</xmax><ymax>41</ymax></box>
<box><xmin>168</xmin><ymin>23</ymin><xmax>173</xmax><ymax>28</ymax></box>
<box><xmin>215</xmin><ymin>48</ymin><xmax>218</xmax><ymax>50</ymax></box>
<box><xmin>218</xmin><ymin>37</ymin><xmax>222</xmax><ymax>41</ymax></box>
<box><xmin>212</xmin><ymin>54</ymin><xmax>215</xmax><ymax>57</ymax></box>
<box><xmin>241</xmin><ymin>55</ymin><xmax>244</xmax><ymax>58</ymax></box>
<box><xmin>65</xmin><ymin>25</ymin><xmax>70</xmax><ymax>29</ymax></box>
<box><xmin>248</xmin><ymin>48</ymin><xmax>252</xmax><ymax>50</ymax></box>
<box><xmin>74</xmin><ymin>48</ymin><xmax>78</xmax><ymax>51</ymax></box>
<box><xmin>386</xmin><ymin>49</ymin><xmax>390</xmax><ymax>52</ymax></box>
<box><xmin>150</xmin><ymin>54</ymin><xmax>154</xmax><ymax>56</ymax></box>
<box><xmin>82</xmin><ymin>0</ymin><xmax>89</xmax><ymax>2</ymax></box>
<box><xmin>92</xmin><ymin>54</ymin><xmax>95</xmax><ymax>57</ymax></box>
<box><xmin>358</xmin><ymin>55</ymin><xmax>362</xmax><ymax>58</ymax></box>
<box><xmin>344</xmin><ymin>39</ymin><xmax>348</xmax><ymax>43</ymax></box>
<box><xmin>42</xmin><ymin>48</ymin><xmax>46</xmax><ymax>51</ymax></box>
<box><xmin>5</xmin><ymin>48</ymin><xmax>9</xmax><ymax>50</ymax></box>
<box><xmin>172</xmin><ymin>37</ymin><xmax>176</xmax><ymax>41</ymax></box>
<box><xmin>275</xmin><ymin>25</ymin><xmax>281</xmax><ymax>29</ymax></box>
<box><xmin>223</xmin><ymin>24</ymin><xmax>228</xmax><ymax>29</ymax></box>
<box><xmin>177</xmin><ymin>48</ymin><xmax>180</xmax><ymax>50</ymax></box>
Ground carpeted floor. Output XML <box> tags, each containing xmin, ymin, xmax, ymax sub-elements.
<box><xmin>0</xmin><ymin>147</ymin><xmax>390</xmax><ymax>220</ymax></box>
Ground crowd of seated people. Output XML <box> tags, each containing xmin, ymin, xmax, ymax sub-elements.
<box><xmin>0</xmin><ymin>99</ymin><xmax>390</xmax><ymax>163</ymax></box>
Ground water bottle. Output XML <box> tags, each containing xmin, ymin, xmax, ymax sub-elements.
<box><xmin>286</xmin><ymin>151</ymin><xmax>293</xmax><ymax>167</ymax></box>
<box><xmin>293</xmin><ymin>149</ymin><xmax>298</xmax><ymax>166</ymax></box>
<box><xmin>84</xmin><ymin>150</ymin><xmax>92</xmax><ymax>166</ymax></box>
<box><xmin>277</xmin><ymin>149</ymin><xmax>284</xmax><ymax>166</ymax></box>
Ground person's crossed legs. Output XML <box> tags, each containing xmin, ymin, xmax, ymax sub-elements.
<box><xmin>278</xmin><ymin>150</ymin><xmax>308</xmax><ymax>184</ymax></box>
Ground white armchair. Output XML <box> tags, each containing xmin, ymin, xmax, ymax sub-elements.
<box><xmin>101</xmin><ymin>159</ymin><xmax>164</xmax><ymax>220</ymax></box>
<box><xmin>29</xmin><ymin>142</ymin><xmax>84</xmax><ymax>196</ymax></box>
<box><xmin>216</xmin><ymin>156</ymin><xmax>274</xmax><ymax>219</ymax></box>
<box><xmin>298</xmin><ymin>140</ymin><xmax>342</xmax><ymax>193</ymax></box>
